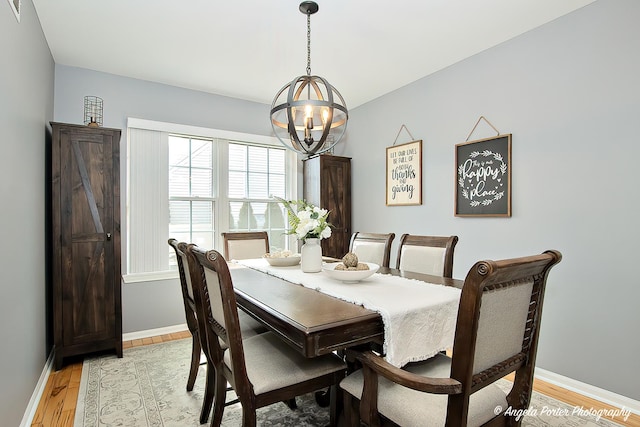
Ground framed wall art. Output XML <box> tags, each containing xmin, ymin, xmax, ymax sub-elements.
<box><xmin>386</xmin><ymin>140</ymin><xmax>422</xmax><ymax>206</ymax></box>
<box><xmin>455</xmin><ymin>134</ymin><xmax>511</xmax><ymax>217</ymax></box>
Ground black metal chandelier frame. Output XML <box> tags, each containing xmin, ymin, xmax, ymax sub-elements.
<box><xmin>270</xmin><ymin>1</ymin><xmax>348</xmax><ymax>157</ymax></box>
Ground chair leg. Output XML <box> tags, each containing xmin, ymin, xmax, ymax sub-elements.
<box><xmin>284</xmin><ymin>398</ymin><xmax>297</xmax><ymax>410</ymax></box>
<box><xmin>329</xmin><ymin>385</ymin><xmax>341</xmax><ymax>427</ymax></box>
<box><xmin>342</xmin><ymin>391</ymin><xmax>359</xmax><ymax>427</ymax></box>
<box><xmin>211</xmin><ymin>368</ymin><xmax>228</xmax><ymax>427</ymax></box>
<box><xmin>315</xmin><ymin>388</ymin><xmax>331</xmax><ymax>407</ymax></box>
<box><xmin>241</xmin><ymin>403</ymin><xmax>257</xmax><ymax>427</ymax></box>
<box><xmin>200</xmin><ymin>363</ymin><xmax>215</xmax><ymax>424</ymax></box>
<box><xmin>186</xmin><ymin>332</ymin><xmax>201</xmax><ymax>391</ymax></box>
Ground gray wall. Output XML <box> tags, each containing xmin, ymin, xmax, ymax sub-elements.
<box><xmin>53</xmin><ymin>66</ymin><xmax>272</xmax><ymax>136</ymax></box>
<box><xmin>53</xmin><ymin>65</ymin><xmax>276</xmax><ymax>335</ymax></box>
<box><xmin>343</xmin><ymin>0</ymin><xmax>639</xmax><ymax>400</ymax></box>
<box><xmin>0</xmin><ymin>0</ymin><xmax>54</xmax><ymax>425</ymax></box>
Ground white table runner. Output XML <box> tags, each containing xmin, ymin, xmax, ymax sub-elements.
<box><xmin>235</xmin><ymin>258</ymin><xmax>461</xmax><ymax>367</ymax></box>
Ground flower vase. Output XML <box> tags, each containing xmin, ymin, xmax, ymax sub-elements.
<box><xmin>300</xmin><ymin>238</ymin><xmax>322</xmax><ymax>273</ymax></box>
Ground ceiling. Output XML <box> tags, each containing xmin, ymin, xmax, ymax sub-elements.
<box><xmin>33</xmin><ymin>0</ymin><xmax>594</xmax><ymax>109</ymax></box>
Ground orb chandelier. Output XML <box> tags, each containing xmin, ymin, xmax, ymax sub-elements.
<box><xmin>270</xmin><ymin>1</ymin><xmax>348</xmax><ymax>157</ymax></box>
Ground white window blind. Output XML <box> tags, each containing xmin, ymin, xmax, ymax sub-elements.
<box><xmin>128</xmin><ymin>128</ymin><xmax>169</xmax><ymax>274</ymax></box>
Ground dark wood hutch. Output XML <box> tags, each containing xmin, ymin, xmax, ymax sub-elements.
<box><xmin>303</xmin><ymin>154</ymin><xmax>352</xmax><ymax>258</ymax></box>
<box><xmin>48</xmin><ymin>122</ymin><xmax>123</xmax><ymax>369</ymax></box>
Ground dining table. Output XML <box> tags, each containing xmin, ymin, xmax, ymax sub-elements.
<box><xmin>229</xmin><ymin>258</ymin><xmax>464</xmax><ymax>368</ymax></box>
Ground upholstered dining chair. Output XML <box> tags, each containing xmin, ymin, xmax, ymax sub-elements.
<box><xmin>168</xmin><ymin>239</ymin><xmax>268</xmax><ymax>423</ymax></box>
<box><xmin>340</xmin><ymin>250</ymin><xmax>562</xmax><ymax>427</ymax></box>
<box><xmin>185</xmin><ymin>245</ymin><xmax>347</xmax><ymax>427</ymax></box>
<box><xmin>221</xmin><ymin>230</ymin><xmax>296</xmax><ymax>410</ymax></box>
<box><xmin>395</xmin><ymin>234</ymin><xmax>459</xmax><ymax>278</ymax></box>
<box><xmin>349</xmin><ymin>232</ymin><xmax>396</xmax><ymax>268</ymax></box>
<box><xmin>221</xmin><ymin>231</ymin><xmax>270</xmax><ymax>261</ymax></box>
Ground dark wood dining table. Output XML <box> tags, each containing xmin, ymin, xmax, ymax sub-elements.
<box><xmin>229</xmin><ymin>264</ymin><xmax>463</xmax><ymax>359</ymax></box>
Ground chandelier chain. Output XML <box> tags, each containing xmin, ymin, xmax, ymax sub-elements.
<box><xmin>306</xmin><ymin>12</ymin><xmax>311</xmax><ymax>76</ymax></box>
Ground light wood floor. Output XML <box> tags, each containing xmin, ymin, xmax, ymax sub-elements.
<box><xmin>31</xmin><ymin>331</ymin><xmax>639</xmax><ymax>427</ymax></box>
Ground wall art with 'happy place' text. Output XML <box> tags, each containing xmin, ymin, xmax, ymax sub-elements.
<box><xmin>455</xmin><ymin>134</ymin><xmax>511</xmax><ymax>217</ymax></box>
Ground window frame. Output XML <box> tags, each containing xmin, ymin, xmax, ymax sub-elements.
<box><xmin>123</xmin><ymin>118</ymin><xmax>298</xmax><ymax>283</ymax></box>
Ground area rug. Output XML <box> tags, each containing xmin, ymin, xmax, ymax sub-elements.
<box><xmin>74</xmin><ymin>338</ymin><xmax>624</xmax><ymax>427</ymax></box>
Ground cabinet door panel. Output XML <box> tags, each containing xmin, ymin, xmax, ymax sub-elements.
<box><xmin>60</xmin><ymin>130</ymin><xmax>115</xmax><ymax>346</ymax></box>
<box><xmin>304</xmin><ymin>155</ymin><xmax>351</xmax><ymax>258</ymax></box>
<box><xmin>69</xmin><ymin>241</ymin><xmax>107</xmax><ymax>338</ymax></box>
<box><xmin>321</xmin><ymin>157</ymin><xmax>351</xmax><ymax>257</ymax></box>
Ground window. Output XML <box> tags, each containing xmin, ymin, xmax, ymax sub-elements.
<box><xmin>168</xmin><ymin>135</ymin><xmax>215</xmax><ymax>251</ymax></box>
<box><xmin>228</xmin><ymin>143</ymin><xmax>288</xmax><ymax>250</ymax></box>
<box><xmin>125</xmin><ymin>119</ymin><xmax>296</xmax><ymax>282</ymax></box>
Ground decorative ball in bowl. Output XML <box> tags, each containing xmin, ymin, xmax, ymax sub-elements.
<box><xmin>322</xmin><ymin>262</ymin><xmax>379</xmax><ymax>283</ymax></box>
<box><xmin>263</xmin><ymin>251</ymin><xmax>301</xmax><ymax>267</ymax></box>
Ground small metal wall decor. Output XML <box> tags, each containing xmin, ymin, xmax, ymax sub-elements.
<box><xmin>84</xmin><ymin>96</ymin><xmax>103</xmax><ymax>128</ymax></box>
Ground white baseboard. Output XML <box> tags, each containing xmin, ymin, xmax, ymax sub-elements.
<box><xmin>535</xmin><ymin>368</ymin><xmax>640</xmax><ymax>415</ymax></box>
<box><xmin>122</xmin><ymin>323</ymin><xmax>188</xmax><ymax>341</ymax></box>
<box><xmin>20</xmin><ymin>350</ymin><xmax>54</xmax><ymax>427</ymax></box>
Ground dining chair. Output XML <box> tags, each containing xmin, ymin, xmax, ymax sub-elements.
<box><xmin>221</xmin><ymin>231</ymin><xmax>270</xmax><ymax>261</ymax></box>
<box><xmin>168</xmin><ymin>239</ymin><xmax>268</xmax><ymax>423</ymax></box>
<box><xmin>349</xmin><ymin>232</ymin><xmax>395</xmax><ymax>268</ymax></box>
<box><xmin>340</xmin><ymin>250</ymin><xmax>562</xmax><ymax>427</ymax></box>
<box><xmin>395</xmin><ymin>234</ymin><xmax>459</xmax><ymax>278</ymax></box>
<box><xmin>218</xmin><ymin>231</ymin><xmax>271</xmax><ymax>337</ymax></box>
<box><xmin>185</xmin><ymin>245</ymin><xmax>347</xmax><ymax>427</ymax></box>
<box><xmin>168</xmin><ymin>238</ymin><xmax>202</xmax><ymax>392</ymax></box>
<box><xmin>221</xmin><ymin>230</ymin><xmax>296</xmax><ymax>410</ymax></box>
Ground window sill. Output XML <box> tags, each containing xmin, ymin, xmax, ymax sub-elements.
<box><xmin>123</xmin><ymin>270</ymin><xmax>178</xmax><ymax>284</ymax></box>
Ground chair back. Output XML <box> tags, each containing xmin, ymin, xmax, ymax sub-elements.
<box><xmin>187</xmin><ymin>245</ymin><xmax>251</xmax><ymax>394</ymax></box>
<box><xmin>396</xmin><ymin>234</ymin><xmax>458</xmax><ymax>278</ymax></box>
<box><xmin>349</xmin><ymin>232</ymin><xmax>395</xmax><ymax>267</ymax></box>
<box><xmin>447</xmin><ymin>250</ymin><xmax>562</xmax><ymax>422</ymax></box>
<box><xmin>222</xmin><ymin>231</ymin><xmax>270</xmax><ymax>260</ymax></box>
<box><xmin>168</xmin><ymin>239</ymin><xmax>196</xmax><ymax>318</ymax></box>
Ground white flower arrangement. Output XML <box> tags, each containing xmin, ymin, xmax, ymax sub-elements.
<box><xmin>274</xmin><ymin>197</ymin><xmax>332</xmax><ymax>241</ymax></box>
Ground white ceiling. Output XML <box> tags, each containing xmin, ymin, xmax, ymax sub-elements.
<box><xmin>33</xmin><ymin>0</ymin><xmax>594</xmax><ymax>109</ymax></box>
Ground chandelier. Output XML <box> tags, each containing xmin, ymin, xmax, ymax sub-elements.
<box><xmin>270</xmin><ymin>1</ymin><xmax>348</xmax><ymax>157</ymax></box>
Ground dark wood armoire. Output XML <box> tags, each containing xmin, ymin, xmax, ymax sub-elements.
<box><xmin>303</xmin><ymin>154</ymin><xmax>352</xmax><ymax>258</ymax></box>
<box><xmin>49</xmin><ymin>122</ymin><xmax>123</xmax><ymax>370</ymax></box>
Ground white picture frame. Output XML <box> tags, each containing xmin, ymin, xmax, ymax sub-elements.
<box><xmin>7</xmin><ymin>0</ymin><xmax>21</xmax><ymax>22</ymax></box>
<box><xmin>386</xmin><ymin>140</ymin><xmax>422</xmax><ymax>206</ymax></box>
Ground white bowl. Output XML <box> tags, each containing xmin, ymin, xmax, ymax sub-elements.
<box><xmin>322</xmin><ymin>262</ymin><xmax>379</xmax><ymax>283</ymax></box>
<box><xmin>263</xmin><ymin>254</ymin><xmax>301</xmax><ymax>267</ymax></box>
